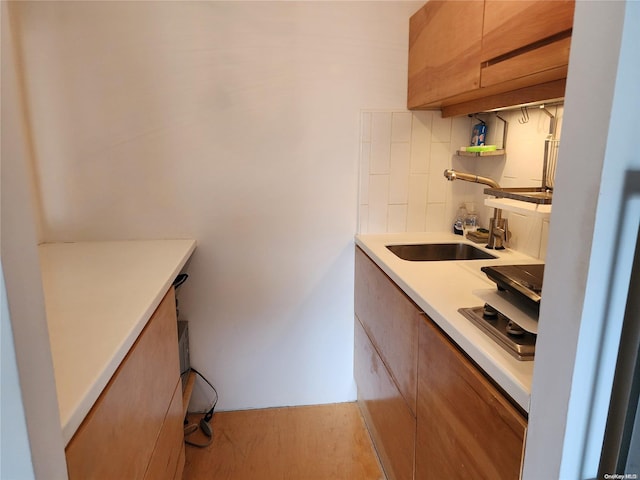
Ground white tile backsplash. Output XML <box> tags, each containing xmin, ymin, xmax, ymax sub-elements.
<box><xmin>358</xmin><ymin>141</ymin><xmax>371</xmax><ymax>205</ymax></box>
<box><xmin>425</xmin><ymin>203</ymin><xmax>446</xmax><ymax>232</ymax></box>
<box><xmin>407</xmin><ymin>174</ymin><xmax>428</xmax><ymax>232</ymax></box>
<box><xmin>357</xmin><ymin>107</ymin><xmax>561</xmax><ymax>260</ymax></box>
<box><xmin>391</xmin><ymin>112</ymin><xmax>412</xmax><ymax>143</ymax></box>
<box><xmin>428</xmin><ymin>141</ymin><xmax>452</xmax><ymax>175</ymax></box>
<box><xmin>410</xmin><ymin>111</ymin><xmax>432</xmax><ymax>174</ymax></box>
<box><xmin>427</xmin><ymin>171</ymin><xmax>447</xmax><ymax>204</ymax></box>
<box><xmin>431</xmin><ymin>114</ymin><xmax>452</xmax><ymax>143</ymax></box>
<box><xmin>368</xmin><ymin>174</ymin><xmax>389</xmax><ymax>232</ymax></box>
<box><xmin>388</xmin><ymin>204</ymin><xmax>408</xmax><ymax>232</ymax></box>
<box><xmin>389</xmin><ymin>142</ymin><xmax>411</xmax><ymax>204</ymax></box>
<box><xmin>359</xmin><ymin>109</ymin><xmax>464</xmax><ymax>237</ymax></box>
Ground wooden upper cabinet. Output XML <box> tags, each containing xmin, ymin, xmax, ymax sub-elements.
<box><xmin>480</xmin><ymin>0</ymin><xmax>575</xmax><ymax>89</ymax></box>
<box><xmin>408</xmin><ymin>0</ymin><xmax>484</xmax><ymax>109</ymax></box>
<box><xmin>408</xmin><ymin>0</ymin><xmax>575</xmax><ymax>116</ymax></box>
<box><xmin>481</xmin><ymin>0</ymin><xmax>575</xmax><ymax>62</ymax></box>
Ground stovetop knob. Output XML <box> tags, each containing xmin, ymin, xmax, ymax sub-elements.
<box><xmin>482</xmin><ymin>303</ymin><xmax>498</xmax><ymax>319</ymax></box>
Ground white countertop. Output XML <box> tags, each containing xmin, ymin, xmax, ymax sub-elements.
<box><xmin>39</xmin><ymin>239</ymin><xmax>196</xmax><ymax>445</ymax></box>
<box><xmin>355</xmin><ymin>232</ymin><xmax>541</xmax><ymax>412</ymax></box>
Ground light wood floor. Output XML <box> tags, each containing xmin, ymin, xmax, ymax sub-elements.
<box><xmin>183</xmin><ymin>402</ymin><xmax>385</xmax><ymax>480</ymax></box>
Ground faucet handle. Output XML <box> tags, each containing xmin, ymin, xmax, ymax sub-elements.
<box><xmin>502</xmin><ymin>218</ymin><xmax>509</xmax><ymax>243</ymax></box>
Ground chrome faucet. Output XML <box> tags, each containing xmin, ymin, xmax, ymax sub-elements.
<box><xmin>443</xmin><ymin>169</ymin><xmax>509</xmax><ymax>249</ymax></box>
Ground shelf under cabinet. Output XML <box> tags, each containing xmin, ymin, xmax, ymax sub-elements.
<box><xmin>485</xmin><ymin>197</ymin><xmax>551</xmax><ymax>219</ymax></box>
<box><xmin>456</xmin><ymin>149</ymin><xmax>505</xmax><ymax>157</ymax></box>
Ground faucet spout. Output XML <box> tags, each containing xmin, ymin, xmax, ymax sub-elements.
<box><xmin>442</xmin><ymin>169</ymin><xmax>509</xmax><ymax>249</ymax></box>
<box><xmin>443</xmin><ymin>169</ymin><xmax>501</xmax><ymax>189</ymax></box>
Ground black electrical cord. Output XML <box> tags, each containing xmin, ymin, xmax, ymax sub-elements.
<box><xmin>183</xmin><ymin>367</ymin><xmax>218</xmax><ymax>448</ymax></box>
<box><xmin>172</xmin><ymin>273</ymin><xmax>189</xmax><ymax>289</ymax></box>
<box><xmin>190</xmin><ymin>368</ymin><xmax>218</xmax><ymax>422</ymax></box>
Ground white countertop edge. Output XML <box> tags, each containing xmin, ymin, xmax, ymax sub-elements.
<box><xmin>355</xmin><ymin>233</ymin><xmax>535</xmax><ymax>413</ymax></box>
<box><xmin>42</xmin><ymin>239</ymin><xmax>197</xmax><ymax>445</ymax></box>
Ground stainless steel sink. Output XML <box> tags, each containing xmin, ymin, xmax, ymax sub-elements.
<box><xmin>386</xmin><ymin>243</ymin><xmax>497</xmax><ymax>261</ymax></box>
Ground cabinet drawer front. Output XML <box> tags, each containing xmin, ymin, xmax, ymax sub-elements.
<box><xmin>481</xmin><ymin>36</ymin><xmax>571</xmax><ymax>89</ymax></box>
<box><xmin>354</xmin><ymin>318</ymin><xmax>415</xmax><ymax>480</ymax></box>
<box><xmin>354</xmin><ymin>247</ymin><xmax>419</xmax><ymax>414</ymax></box>
<box><xmin>481</xmin><ymin>0</ymin><xmax>575</xmax><ymax>62</ymax></box>
<box><xmin>66</xmin><ymin>288</ymin><xmax>180</xmax><ymax>480</ymax></box>
<box><xmin>416</xmin><ymin>317</ymin><xmax>526</xmax><ymax>480</ymax></box>
<box><xmin>145</xmin><ymin>379</ymin><xmax>185</xmax><ymax>480</ymax></box>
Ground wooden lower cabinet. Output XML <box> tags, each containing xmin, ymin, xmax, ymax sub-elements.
<box><xmin>415</xmin><ymin>317</ymin><xmax>527</xmax><ymax>480</ymax></box>
<box><xmin>355</xmin><ymin>247</ymin><xmax>419</xmax><ymax>415</ymax></box>
<box><xmin>65</xmin><ymin>288</ymin><xmax>185</xmax><ymax>480</ymax></box>
<box><xmin>354</xmin><ymin>247</ymin><xmax>527</xmax><ymax>480</ymax></box>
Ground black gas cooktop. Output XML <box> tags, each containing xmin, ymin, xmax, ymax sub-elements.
<box><xmin>481</xmin><ymin>264</ymin><xmax>545</xmax><ymax>309</ymax></box>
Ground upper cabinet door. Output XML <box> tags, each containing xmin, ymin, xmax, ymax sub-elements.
<box><xmin>408</xmin><ymin>0</ymin><xmax>484</xmax><ymax>109</ymax></box>
<box><xmin>481</xmin><ymin>0</ymin><xmax>575</xmax><ymax>63</ymax></box>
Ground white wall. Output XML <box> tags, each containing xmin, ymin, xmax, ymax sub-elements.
<box><xmin>12</xmin><ymin>1</ymin><xmax>423</xmax><ymax>411</ymax></box>
<box><xmin>358</xmin><ymin>107</ymin><xmax>560</xmax><ymax>259</ymax></box>
<box><xmin>1</xmin><ymin>265</ymin><xmax>35</xmax><ymax>480</ymax></box>
<box><xmin>522</xmin><ymin>1</ymin><xmax>638</xmax><ymax>478</ymax></box>
<box><xmin>1</xmin><ymin>2</ymin><xmax>68</xmax><ymax>477</ymax></box>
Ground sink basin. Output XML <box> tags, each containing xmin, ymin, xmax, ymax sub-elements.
<box><xmin>386</xmin><ymin>243</ymin><xmax>497</xmax><ymax>261</ymax></box>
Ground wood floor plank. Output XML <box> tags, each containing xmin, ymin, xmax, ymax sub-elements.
<box><xmin>183</xmin><ymin>402</ymin><xmax>385</xmax><ymax>480</ymax></box>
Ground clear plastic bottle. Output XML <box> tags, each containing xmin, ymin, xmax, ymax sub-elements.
<box><xmin>453</xmin><ymin>203</ymin><xmax>468</xmax><ymax>235</ymax></box>
<box><xmin>463</xmin><ymin>210</ymin><xmax>478</xmax><ymax>234</ymax></box>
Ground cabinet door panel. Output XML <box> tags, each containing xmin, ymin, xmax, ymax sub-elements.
<box><xmin>66</xmin><ymin>288</ymin><xmax>180</xmax><ymax>480</ymax></box>
<box><xmin>354</xmin><ymin>247</ymin><xmax>419</xmax><ymax>415</ymax></box>
<box><xmin>415</xmin><ymin>317</ymin><xmax>526</xmax><ymax>480</ymax></box>
<box><xmin>354</xmin><ymin>318</ymin><xmax>415</xmax><ymax>480</ymax></box>
<box><xmin>481</xmin><ymin>36</ymin><xmax>571</xmax><ymax>88</ymax></box>
<box><xmin>144</xmin><ymin>379</ymin><xmax>185</xmax><ymax>480</ymax></box>
<box><xmin>408</xmin><ymin>0</ymin><xmax>484</xmax><ymax>108</ymax></box>
<box><xmin>482</xmin><ymin>0</ymin><xmax>575</xmax><ymax>62</ymax></box>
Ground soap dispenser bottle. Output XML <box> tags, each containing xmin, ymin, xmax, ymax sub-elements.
<box><xmin>453</xmin><ymin>203</ymin><xmax>468</xmax><ymax>235</ymax></box>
